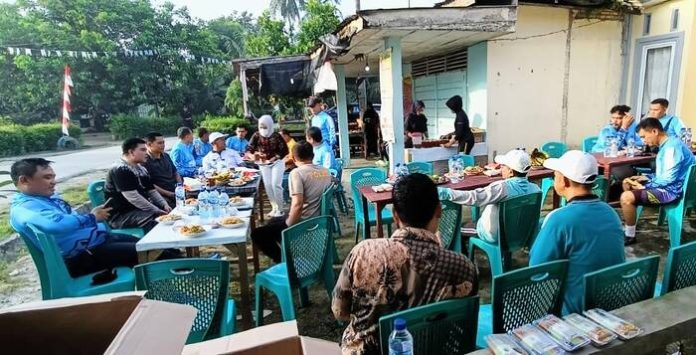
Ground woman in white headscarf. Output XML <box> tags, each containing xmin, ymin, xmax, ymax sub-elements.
<box><xmin>245</xmin><ymin>115</ymin><xmax>289</xmax><ymax>218</ymax></box>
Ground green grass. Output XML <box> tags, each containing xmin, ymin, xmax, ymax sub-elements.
<box><xmin>0</xmin><ymin>211</ymin><xmax>12</xmax><ymax>241</ymax></box>
<box><xmin>60</xmin><ymin>184</ymin><xmax>90</xmax><ymax>206</ymax></box>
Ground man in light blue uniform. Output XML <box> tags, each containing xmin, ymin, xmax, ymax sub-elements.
<box><xmin>308</xmin><ymin>96</ymin><xmax>336</xmax><ymax>148</ymax></box>
<box><xmin>225</xmin><ymin>126</ymin><xmax>249</xmax><ymax>154</ymax></box>
<box><xmin>306</xmin><ymin>126</ymin><xmax>337</xmax><ymax>171</ymax></box>
<box><xmin>649</xmin><ymin>98</ymin><xmax>687</xmax><ymax>138</ymax></box>
<box><xmin>592</xmin><ymin>105</ymin><xmax>642</xmax><ymax>153</ymax></box>
<box><xmin>620</xmin><ymin>117</ymin><xmax>695</xmax><ymax>245</ymax></box>
<box><xmin>170</xmin><ymin>126</ymin><xmax>197</xmax><ymax>177</ymax></box>
<box><xmin>438</xmin><ymin>149</ymin><xmax>540</xmax><ymax>243</ymax></box>
<box><xmin>531</xmin><ymin>150</ymin><xmax>625</xmax><ymax>315</ymax></box>
<box><xmin>192</xmin><ymin>127</ymin><xmax>212</xmax><ymax>167</ymax></box>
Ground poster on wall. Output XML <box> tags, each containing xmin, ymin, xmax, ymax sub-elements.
<box><xmin>379</xmin><ymin>49</ymin><xmax>395</xmax><ymax>143</ymax></box>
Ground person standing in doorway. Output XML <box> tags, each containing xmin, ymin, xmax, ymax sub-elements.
<box><xmin>363</xmin><ymin>102</ymin><xmax>381</xmax><ymax>157</ymax></box>
<box><xmin>444</xmin><ymin>95</ymin><xmax>475</xmax><ymax>154</ymax></box>
<box><xmin>246</xmin><ymin>115</ymin><xmax>289</xmax><ymax>218</ymax></box>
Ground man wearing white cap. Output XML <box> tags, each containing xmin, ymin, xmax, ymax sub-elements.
<box><xmin>202</xmin><ymin>132</ymin><xmax>244</xmax><ymax>172</ymax></box>
<box><xmin>530</xmin><ymin>150</ymin><xmax>625</xmax><ymax>315</ymax></box>
<box><xmin>438</xmin><ymin>149</ymin><xmax>541</xmax><ymax>243</ymax></box>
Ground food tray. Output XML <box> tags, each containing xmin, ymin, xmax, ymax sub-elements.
<box><xmin>583</xmin><ymin>309</ymin><xmax>642</xmax><ymax>341</ymax></box>
<box><xmin>512</xmin><ymin>324</ymin><xmax>566</xmax><ymax>355</ymax></box>
<box><xmin>486</xmin><ymin>334</ymin><xmax>529</xmax><ymax>355</ymax></box>
<box><xmin>563</xmin><ymin>313</ymin><xmax>616</xmax><ymax>347</ymax></box>
<box><xmin>535</xmin><ymin>315</ymin><xmax>590</xmax><ymax>351</ymax></box>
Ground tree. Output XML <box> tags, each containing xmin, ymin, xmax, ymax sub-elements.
<box><xmin>207</xmin><ymin>11</ymin><xmax>257</xmax><ymax>59</ymax></box>
<box><xmin>269</xmin><ymin>0</ymin><xmax>305</xmax><ymax>28</ymax></box>
<box><xmin>295</xmin><ymin>0</ymin><xmax>341</xmax><ymax>53</ymax></box>
<box><xmin>244</xmin><ymin>11</ymin><xmax>292</xmax><ymax>57</ymax></box>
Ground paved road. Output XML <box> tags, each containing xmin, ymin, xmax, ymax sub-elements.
<box><xmin>0</xmin><ymin>137</ymin><xmax>178</xmax><ymax>183</ymax></box>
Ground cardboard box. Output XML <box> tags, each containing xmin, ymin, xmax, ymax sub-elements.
<box><xmin>182</xmin><ymin>320</ymin><xmax>340</xmax><ymax>355</ymax></box>
<box><xmin>0</xmin><ymin>292</ymin><xmax>197</xmax><ymax>355</ymax></box>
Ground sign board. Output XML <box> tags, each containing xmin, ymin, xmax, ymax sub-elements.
<box><xmin>379</xmin><ymin>49</ymin><xmax>395</xmax><ymax>143</ymax></box>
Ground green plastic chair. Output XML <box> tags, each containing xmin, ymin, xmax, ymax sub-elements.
<box><xmin>330</xmin><ymin>159</ymin><xmax>348</xmax><ymax>213</ymax></box>
<box><xmin>658</xmin><ymin>240</ymin><xmax>696</xmax><ymax>296</ymax></box>
<box><xmin>583</xmin><ymin>255</ymin><xmax>659</xmax><ymax>311</ymax></box>
<box><xmin>559</xmin><ymin>176</ymin><xmax>610</xmax><ymax>205</ymax></box>
<box><xmin>468</xmin><ymin>192</ymin><xmax>542</xmax><ymax>277</ymax></box>
<box><xmin>439</xmin><ymin>200</ymin><xmax>463</xmax><ymax>252</ymax></box>
<box><xmin>582</xmin><ymin>136</ymin><xmax>598</xmax><ymax>153</ymax></box>
<box><xmin>350</xmin><ymin>168</ymin><xmax>393</xmax><ymax>242</ymax></box>
<box><xmin>321</xmin><ymin>185</ymin><xmax>341</xmax><ymax>263</ymax></box>
<box><xmin>87</xmin><ymin>180</ymin><xmax>145</xmax><ymax>238</ymax></box>
<box><xmin>539</xmin><ymin>177</ymin><xmax>554</xmax><ymax>211</ymax></box>
<box><xmin>254</xmin><ymin>216</ymin><xmax>335</xmax><ymax>326</ymax></box>
<box><xmin>134</xmin><ymin>258</ymin><xmax>236</xmax><ymax>344</ymax></box>
<box><xmin>22</xmin><ymin>224</ymin><xmax>135</xmax><ymax>300</ymax></box>
<box><xmin>635</xmin><ymin>164</ymin><xmax>696</xmax><ymax>248</ymax></box>
<box><xmin>477</xmin><ymin>260</ymin><xmax>569</xmax><ymax>348</ymax></box>
<box><xmin>406</xmin><ymin>161</ymin><xmax>433</xmax><ymax>175</ymax></box>
<box><xmin>379</xmin><ymin>296</ymin><xmax>480</xmax><ymax>355</ymax></box>
<box><xmin>541</xmin><ymin>141</ymin><xmax>567</xmax><ymax>158</ymax></box>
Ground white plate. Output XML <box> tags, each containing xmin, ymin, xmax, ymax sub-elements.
<box><xmin>219</xmin><ymin>221</ymin><xmax>246</xmax><ymax>229</ymax></box>
<box><xmin>156</xmin><ymin>215</ymin><xmax>184</xmax><ymax>225</ymax></box>
<box><xmin>173</xmin><ymin>225</ymin><xmax>211</xmax><ymax>238</ymax></box>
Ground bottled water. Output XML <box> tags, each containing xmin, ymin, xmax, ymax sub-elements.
<box><xmin>608</xmin><ymin>137</ymin><xmax>619</xmax><ymax>158</ymax></box>
<box><xmin>208</xmin><ymin>189</ymin><xmax>220</xmax><ymax>220</ymax></box>
<box><xmin>680</xmin><ymin>128</ymin><xmax>688</xmax><ymax>145</ymax></box>
<box><xmin>198</xmin><ymin>188</ymin><xmax>210</xmax><ymax>222</ymax></box>
<box><xmin>626</xmin><ymin>138</ymin><xmax>636</xmax><ymax>157</ymax></box>
<box><xmin>388</xmin><ymin>318</ymin><xmax>413</xmax><ymax>355</ymax></box>
<box><xmin>218</xmin><ymin>191</ymin><xmax>229</xmax><ymax>216</ymax></box>
<box><xmin>688</xmin><ymin>128</ymin><xmax>693</xmax><ymax>145</ymax></box>
<box><xmin>603</xmin><ymin>136</ymin><xmax>614</xmax><ymax>158</ymax></box>
<box><xmin>175</xmin><ymin>183</ymin><xmax>186</xmax><ymax>208</ymax></box>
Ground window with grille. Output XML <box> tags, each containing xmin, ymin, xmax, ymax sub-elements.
<box><xmin>412</xmin><ymin>49</ymin><xmax>468</xmax><ymax>77</ymax></box>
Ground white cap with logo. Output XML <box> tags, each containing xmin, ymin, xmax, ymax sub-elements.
<box><xmin>208</xmin><ymin>132</ymin><xmax>228</xmax><ymax>143</ymax></box>
<box><xmin>494</xmin><ymin>149</ymin><xmax>532</xmax><ymax>173</ymax></box>
<box><xmin>543</xmin><ymin>150</ymin><xmax>598</xmax><ymax>184</ymax></box>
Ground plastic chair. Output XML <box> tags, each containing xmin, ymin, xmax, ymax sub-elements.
<box><xmin>22</xmin><ymin>224</ymin><xmax>135</xmax><ymax>300</ymax></box>
<box><xmin>477</xmin><ymin>260</ymin><xmax>569</xmax><ymax>348</ymax></box>
<box><xmin>330</xmin><ymin>159</ymin><xmax>349</xmax><ymax>214</ymax></box>
<box><xmin>539</xmin><ymin>177</ymin><xmax>554</xmax><ymax>212</ymax></box>
<box><xmin>321</xmin><ymin>185</ymin><xmax>341</xmax><ymax>263</ymax></box>
<box><xmin>583</xmin><ymin>255</ymin><xmax>659</xmax><ymax>311</ymax></box>
<box><xmin>559</xmin><ymin>176</ymin><xmax>610</xmax><ymax>205</ymax></box>
<box><xmin>635</xmin><ymin>164</ymin><xmax>696</xmax><ymax>248</ymax></box>
<box><xmin>406</xmin><ymin>161</ymin><xmax>433</xmax><ymax>175</ymax></box>
<box><xmin>582</xmin><ymin>136</ymin><xmax>598</xmax><ymax>153</ymax></box>
<box><xmin>134</xmin><ymin>258</ymin><xmax>236</xmax><ymax>344</ymax></box>
<box><xmin>379</xmin><ymin>296</ymin><xmax>480</xmax><ymax>355</ymax></box>
<box><xmin>255</xmin><ymin>216</ymin><xmax>335</xmax><ymax>326</ymax></box>
<box><xmin>282</xmin><ymin>171</ymin><xmax>291</xmax><ymax>204</ymax></box>
<box><xmin>439</xmin><ymin>200</ymin><xmax>463</xmax><ymax>252</ymax></box>
<box><xmin>468</xmin><ymin>192</ymin><xmax>542</xmax><ymax>277</ymax></box>
<box><xmin>87</xmin><ymin>180</ymin><xmax>145</xmax><ymax>238</ymax></box>
<box><xmin>350</xmin><ymin>168</ymin><xmax>393</xmax><ymax>242</ymax></box>
<box><xmin>658</xmin><ymin>240</ymin><xmax>696</xmax><ymax>296</ymax></box>
<box><xmin>541</xmin><ymin>141</ymin><xmax>567</xmax><ymax>158</ymax></box>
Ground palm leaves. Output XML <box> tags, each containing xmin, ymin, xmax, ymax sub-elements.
<box><xmin>269</xmin><ymin>0</ymin><xmax>339</xmax><ymax>27</ymax></box>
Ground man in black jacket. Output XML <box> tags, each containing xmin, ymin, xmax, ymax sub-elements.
<box><xmin>445</xmin><ymin>95</ymin><xmax>475</xmax><ymax>154</ymax></box>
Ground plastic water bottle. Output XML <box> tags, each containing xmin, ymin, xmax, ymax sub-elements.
<box><xmin>603</xmin><ymin>136</ymin><xmax>613</xmax><ymax>158</ymax></box>
<box><xmin>218</xmin><ymin>191</ymin><xmax>229</xmax><ymax>216</ymax></box>
<box><xmin>198</xmin><ymin>188</ymin><xmax>210</xmax><ymax>222</ymax></box>
<box><xmin>680</xmin><ymin>128</ymin><xmax>688</xmax><ymax>144</ymax></box>
<box><xmin>626</xmin><ymin>138</ymin><xmax>636</xmax><ymax>157</ymax></box>
<box><xmin>175</xmin><ymin>183</ymin><xmax>186</xmax><ymax>208</ymax></box>
<box><xmin>688</xmin><ymin>128</ymin><xmax>693</xmax><ymax>145</ymax></box>
<box><xmin>208</xmin><ymin>189</ymin><xmax>220</xmax><ymax>220</ymax></box>
<box><xmin>388</xmin><ymin>318</ymin><xmax>413</xmax><ymax>355</ymax></box>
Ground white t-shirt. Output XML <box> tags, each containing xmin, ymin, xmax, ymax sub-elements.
<box><xmin>202</xmin><ymin>149</ymin><xmax>244</xmax><ymax>171</ymax></box>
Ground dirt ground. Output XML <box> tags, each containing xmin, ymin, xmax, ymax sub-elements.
<box><xmin>0</xmin><ymin>173</ymin><xmax>692</xmax><ymax>344</ymax></box>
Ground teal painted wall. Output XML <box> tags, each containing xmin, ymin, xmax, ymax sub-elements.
<box><xmin>413</xmin><ymin>70</ymin><xmax>467</xmax><ymax>137</ymax></box>
<box><xmin>466</xmin><ymin>42</ymin><xmax>487</xmax><ymax>129</ymax></box>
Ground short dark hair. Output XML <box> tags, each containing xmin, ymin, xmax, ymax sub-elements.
<box><xmin>610</xmin><ymin>105</ymin><xmax>631</xmax><ymax>115</ymax></box>
<box><xmin>177</xmin><ymin>127</ymin><xmax>192</xmax><ymax>139</ymax></box>
<box><xmin>651</xmin><ymin>98</ymin><xmax>669</xmax><ymax>107</ymax></box>
<box><xmin>122</xmin><ymin>137</ymin><xmax>146</xmax><ymax>155</ymax></box>
<box><xmin>197</xmin><ymin>127</ymin><xmax>209</xmax><ymax>138</ymax></box>
<box><xmin>306</xmin><ymin>126</ymin><xmax>323</xmax><ymax>143</ymax></box>
<box><xmin>280</xmin><ymin>129</ymin><xmax>291</xmax><ymax>136</ymax></box>
<box><xmin>293</xmin><ymin>140</ymin><xmax>314</xmax><ymax>162</ymax></box>
<box><xmin>10</xmin><ymin>158</ymin><xmax>53</xmax><ymax>184</ymax></box>
<box><xmin>144</xmin><ymin>132</ymin><xmax>163</xmax><ymax>143</ymax></box>
<box><xmin>392</xmin><ymin>173</ymin><xmax>439</xmax><ymax>229</ymax></box>
<box><xmin>307</xmin><ymin>96</ymin><xmax>322</xmax><ymax>107</ymax></box>
<box><xmin>636</xmin><ymin>117</ymin><xmax>664</xmax><ymax>132</ymax></box>
<box><xmin>235</xmin><ymin>125</ymin><xmax>247</xmax><ymax>131</ymax></box>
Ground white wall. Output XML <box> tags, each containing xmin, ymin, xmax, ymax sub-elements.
<box><xmin>485</xmin><ymin>5</ymin><xmax>624</xmax><ymax>157</ymax></box>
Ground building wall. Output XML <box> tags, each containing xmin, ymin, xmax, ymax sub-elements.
<box><xmin>467</xmin><ymin>42</ymin><xmax>487</xmax><ymax>129</ymax></box>
<box><xmin>625</xmin><ymin>0</ymin><xmax>696</xmax><ymax>127</ymax></box>
<box><xmin>484</xmin><ymin>5</ymin><xmax>624</xmax><ymax>157</ymax></box>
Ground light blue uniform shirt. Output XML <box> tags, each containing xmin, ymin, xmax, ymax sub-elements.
<box><xmin>659</xmin><ymin>115</ymin><xmax>687</xmax><ymax>138</ymax></box>
<box><xmin>646</xmin><ymin>136</ymin><xmax>696</xmax><ymax>195</ymax></box>
<box><xmin>312</xmin><ymin>142</ymin><xmax>337</xmax><ymax>171</ymax></box>
<box><xmin>311</xmin><ymin>111</ymin><xmax>336</xmax><ymax>147</ymax></box>
<box><xmin>530</xmin><ymin>197</ymin><xmax>625</xmax><ymax>315</ymax></box>
<box><xmin>170</xmin><ymin>141</ymin><xmax>197</xmax><ymax>177</ymax></box>
<box><xmin>591</xmin><ymin>122</ymin><xmax>642</xmax><ymax>153</ymax></box>
<box><xmin>226</xmin><ymin>136</ymin><xmax>249</xmax><ymax>154</ymax></box>
<box><xmin>192</xmin><ymin>138</ymin><xmax>212</xmax><ymax>167</ymax></box>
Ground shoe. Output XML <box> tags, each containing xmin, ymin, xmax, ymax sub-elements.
<box><xmin>624</xmin><ymin>236</ymin><xmax>638</xmax><ymax>246</ymax></box>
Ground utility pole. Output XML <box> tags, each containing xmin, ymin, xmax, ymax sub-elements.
<box><xmin>355</xmin><ymin>0</ymin><xmax>360</xmax><ymax>12</ymax></box>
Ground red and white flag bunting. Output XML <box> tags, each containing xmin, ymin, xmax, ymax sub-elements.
<box><xmin>62</xmin><ymin>65</ymin><xmax>73</xmax><ymax>136</ymax></box>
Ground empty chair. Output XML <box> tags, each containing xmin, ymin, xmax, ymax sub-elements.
<box><xmin>582</xmin><ymin>136</ymin><xmax>598</xmax><ymax>153</ymax></box>
<box><xmin>539</xmin><ymin>177</ymin><xmax>554</xmax><ymax>213</ymax></box>
<box><xmin>135</xmin><ymin>258</ymin><xmax>236</xmax><ymax>343</ymax></box>
<box><xmin>439</xmin><ymin>200</ymin><xmax>463</xmax><ymax>252</ymax></box>
<box><xmin>658</xmin><ymin>240</ymin><xmax>696</xmax><ymax>296</ymax></box>
<box><xmin>468</xmin><ymin>192</ymin><xmax>542</xmax><ymax>276</ymax></box>
<box><xmin>321</xmin><ymin>185</ymin><xmax>341</xmax><ymax>263</ymax></box>
<box><xmin>22</xmin><ymin>224</ymin><xmax>134</xmax><ymax>300</ymax></box>
<box><xmin>87</xmin><ymin>180</ymin><xmax>144</xmax><ymax>238</ymax></box>
<box><xmin>350</xmin><ymin>168</ymin><xmax>393</xmax><ymax>241</ymax></box>
<box><xmin>406</xmin><ymin>161</ymin><xmax>434</xmax><ymax>175</ymax></box>
<box><xmin>477</xmin><ymin>260</ymin><xmax>569</xmax><ymax>348</ymax></box>
<box><xmin>255</xmin><ymin>216</ymin><xmax>335</xmax><ymax>326</ymax></box>
<box><xmin>379</xmin><ymin>296</ymin><xmax>480</xmax><ymax>355</ymax></box>
<box><xmin>583</xmin><ymin>255</ymin><xmax>659</xmax><ymax>311</ymax></box>
<box><xmin>331</xmin><ymin>159</ymin><xmax>349</xmax><ymax>214</ymax></box>
<box><xmin>541</xmin><ymin>141</ymin><xmax>567</xmax><ymax>158</ymax></box>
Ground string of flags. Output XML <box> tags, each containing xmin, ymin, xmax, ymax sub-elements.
<box><xmin>2</xmin><ymin>46</ymin><xmax>231</xmax><ymax>65</ymax></box>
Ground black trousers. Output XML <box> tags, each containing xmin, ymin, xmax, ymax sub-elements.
<box><xmin>109</xmin><ymin>210</ymin><xmax>159</xmax><ymax>233</ymax></box>
<box><xmin>459</xmin><ymin>137</ymin><xmax>475</xmax><ymax>155</ymax></box>
<box><xmin>250</xmin><ymin>218</ymin><xmax>288</xmax><ymax>263</ymax></box>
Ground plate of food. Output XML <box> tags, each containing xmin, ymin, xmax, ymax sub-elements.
<box><xmin>219</xmin><ymin>216</ymin><xmax>246</xmax><ymax>229</ymax></box>
<box><xmin>176</xmin><ymin>224</ymin><xmax>210</xmax><ymax>238</ymax></box>
<box><xmin>185</xmin><ymin>198</ymin><xmax>198</xmax><ymax>206</ymax></box>
<box><xmin>430</xmin><ymin>174</ymin><xmax>450</xmax><ymax>185</ymax></box>
<box><xmin>372</xmin><ymin>184</ymin><xmax>393</xmax><ymax>193</ymax></box>
<box><xmin>229</xmin><ymin>179</ymin><xmax>247</xmax><ymax>187</ymax></box>
<box><xmin>156</xmin><ymin>214</ymin><xmax>183</xmax><ymax>225</ymax></box>
<box><xmin>228</xmin><ymin>196</ymin><xmax>246</xmax><ymax>206</ymax></box>
<box><xmin>463</xmin><ymin>166</ymin><xmax>485</xmax><ymax>176</ymax></box>
<box><xmin>531</xmin><ymin>149</ymin><xmax>549</xmax><ymax>170</ymax></box>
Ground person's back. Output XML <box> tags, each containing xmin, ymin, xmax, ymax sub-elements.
<box><xmin>311</xmin><ymin>141</ymin><xmax>337</xmax><ymax>171</ymax></box>
<box><xmin>289</xmin><ymin>164</ymin><xmax>331</xmax><ymax>219</ymax></box>
<box><xmin>311</xmin><ymin>110</ymin><xmax>336</xmax><ymax>147</ymax></box>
